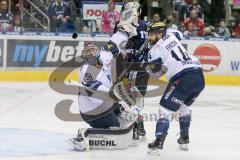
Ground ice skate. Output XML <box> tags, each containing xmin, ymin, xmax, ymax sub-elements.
<box><xmin>147</xmin><ymin>137</ymin><xmax>165</xmax><ymax>155</ymax></box>
<box><xmin>177</xmin><ymin>135</ymin><xmax>189</xmax><ymax>151</ymax></box>
<box><xmin>131</xmin><ymin>122</ymin><xmax>140</xmax><ymax>146</ymax></box>
<box><xmin>66</xmin><ymin>129</ymin><xmax>89</xmax><ymax>151</ymax></box>
<box><xmin>137</xmin><ymin>120</ymin><xmax>146</xmax><ymax>140</ymax></box>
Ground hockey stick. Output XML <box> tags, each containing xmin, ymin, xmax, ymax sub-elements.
<box><xmin>67</xmin><ymin>80</ymin><xmax>151</xmax><ymax>120</ymax></box>
<box><xmin>67</xmin><ymin>80</ymin><xmax>118</xmax><ymax>103</ymax></box>
<box><xmin>115</xmin><ymin>39</ymin><xmax>149</xmax><ymax>84</ymax></box>
<box><xmin>67</xmin><ymin>79</ymin><xmax>154</xmax><ymax>114</ymax></box>
<box><xmin>67</xmin><ymin>80</ymin><xmax>134</xmax><ymax>112</ymax></box>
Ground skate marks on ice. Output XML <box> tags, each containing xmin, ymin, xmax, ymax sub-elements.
<box><xmin>0</xmin><ymin>84</ymin><xmax>239</xmax><ymax>159</ymax></box>
<box><xmin>193</xmin><ymin>99</ymin><xmax>240</xmax><ymax>109</ymax></box>
<box><xmin>0</xmin><ymin>128</ymin><xmax>74</xmax><ymax>157</ymax></box>
<box><xmin>0</xmin><ymin>83</ymin><xmax>50</xmax><ymax>117</ymax></box>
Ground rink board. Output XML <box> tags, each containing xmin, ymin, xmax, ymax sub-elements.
<box><xmin>0</xmin><ymin>71</ymin><xmax>240</xmax><ymax>85</ymax></box>
<box><xmin>0</xmin><ymin>34</ymin><xmax>240</xmax><ymax>85</ymax></box>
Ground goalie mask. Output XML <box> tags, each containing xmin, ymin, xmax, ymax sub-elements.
<box><xmin>81</xmin><ymin>42</ymin><xmax>101</xmax><ymax>67</ymax></box>
<box><xmin>120</xmin><ymin>2</ymin><xmax>142</xmax><ymax>15</ymax></box>
<box><xmin>118</xmin><ymin>2</ymin><xmax>140</xmax><ymax>38</ymax></box>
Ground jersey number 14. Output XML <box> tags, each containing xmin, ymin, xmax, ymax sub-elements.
<box><xmin>171</xmin><ymin>46</ymin><xmax>191</xmax><ymax>62</ymax></box>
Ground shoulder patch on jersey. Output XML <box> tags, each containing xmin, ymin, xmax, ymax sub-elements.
<box><xmin>162</xmin><ymin>34</ymin><xmax>170</xmax><ymax>41</ymax></box>
<box><xmin>103</xmin><ymin>41</ymin><xmax>119</xmax><ymax>57</ymax></box>
<box><xmin>173</xmin><ymin>32</ymin><xmax>182</xmax><ymax>41</ymax></box>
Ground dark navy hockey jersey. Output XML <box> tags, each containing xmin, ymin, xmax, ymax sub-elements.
<box><xmin>0</xmin><ymin>11</ymin><xmax>13</xmax><ymax>24</ymax></box>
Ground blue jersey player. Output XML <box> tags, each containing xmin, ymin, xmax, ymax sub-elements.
<box><xmin>116</xmin><ymin>2</ymin><xmax>149</xmax><ymax>139</ymax></box>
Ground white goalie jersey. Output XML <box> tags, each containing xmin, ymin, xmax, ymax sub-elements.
<box><xmin>147</xmin><ymin>32</ymin><xmax>202</xmax><ymax>81</ymax></box>
<box><xmin>99</xmin><ymin>31</ymin><xmax>129</xmax><ymax>63</ymax></box>
<box><xmin>78</xmin><ymin>64</ymin><xmax>114</xmax><ymax>116</ymax></box>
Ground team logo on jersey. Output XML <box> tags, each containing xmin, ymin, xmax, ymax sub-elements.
<box><xmin>150</xmin><ymin>64</ymin><xmax>155</xmax><ymax>69</ymax></box>
<box><xmin>193</xmin><ymin>44</ymin><xmax>221</xmax><ymax>72</ymax></box>
<box><xmin>106</xmin><ymin>44</ymin><xmax>113</xmax><ymax>50</ymax></box>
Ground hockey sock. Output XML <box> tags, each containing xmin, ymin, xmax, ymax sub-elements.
<box><xmin>179</xmin><ymin>115</ymin><xmax>191</xmax><ymax>136</ymax></box>
<box><xmin>155</xmin><ymin>118</ymin><xmax>169</xmax><ymax>138</ymax></box>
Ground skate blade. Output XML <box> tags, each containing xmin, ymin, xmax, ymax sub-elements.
<box><xmin>179</xmin><ymin>144</ymin><xmax>189</xmax><ymax>151</ymax></box>
<box><xmin>139</xmin><ymin>135</ymin><xmax>146</xmax><ymax>141</ymax></box>
<box><xmin>130</xmin><ymin>139</ymin><xmax>139</xmax><ymax>147</ymax></box>
<box><xmin>148</xmin><ymin>148</ymin><xmax>161</xmax><ymax>156</ymax></box>
<box><xmin>65</xmin><ymin>139</ymin><xmax>88</xmax><ymax>152</ymax></box>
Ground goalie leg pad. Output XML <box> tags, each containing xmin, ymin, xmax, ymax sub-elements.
<box><xmin>86</xmin><ymin>111</ymin><xmax>120</xmax><ymax>129</ymax></box>
<box><xmin>84</xmin><ymin>124</ymin><xmax>134</xmax><ymax>150</ymax></box>
<box><xmin>113</xmin><ymin>81</ymin><xmax>136</xmax><ymax>111</ymax></box>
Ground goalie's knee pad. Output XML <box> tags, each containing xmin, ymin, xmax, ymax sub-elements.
<box><xmin>84</xmin><ymin>124</ymin><xmax>134</xmax><ymax>150</ymax></box>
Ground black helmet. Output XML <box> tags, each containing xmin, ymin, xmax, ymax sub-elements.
<box><xmin>147</xmin><ymin>22</ymin><xmax>166</xmax><ymax>33</ymax></box>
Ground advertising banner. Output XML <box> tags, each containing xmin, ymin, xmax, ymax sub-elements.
<box><xmin>1</xmin><ymin>34</ymin><xmax>240</xmax><ymax>84</ymax></box>
<box><xmin>82</xmin><ymin>1</ymin><xmax>122</xmax><ymax>20</ymax></box>
<box><xmin>4</xmin><ymin>35</ymin><xmax>240</xmax><ymax>75</ymax></box>
<box><xmin>233</xmin><ymin>0</ymin><xmax>240</xmax><ymax>8</ymax></box>
<box><xmin>183</xmin><ymin>39</ymin><xmax>240</xmax><ymax>75</ymax></box>
<box><xmin>7</xmin><ymin>39</ymin><xmax>105</xmax><ymax>67</ymax></box>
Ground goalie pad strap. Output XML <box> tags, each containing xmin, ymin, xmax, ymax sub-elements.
<box><xmin>84</xmin><ymin>124</ymin><xmax>134</xmax><ymax>137</ymax></box>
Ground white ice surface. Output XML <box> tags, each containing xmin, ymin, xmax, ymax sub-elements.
<box><xmin>0</xmin><ymin>82</ymin><xmax>240</xmax><ymax>160</ymax></box>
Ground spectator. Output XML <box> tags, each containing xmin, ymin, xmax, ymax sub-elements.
<box><xmin>165</xmin><ymin>12</ymin><xmax>179</xmax><ymax>30</ymax></box>
<box><xmin>13</xmin><ymin>15</ymin><xmax>23</xmax><ymax>32</ymax></box>
<box><xmin>0</xmin><ymin>0</ymin><xmax>13</xmax><ymax>32</ymax></box>
<box><xmin>49</xmin><ymin>0</ymin><xmax>77</xmax><ymax>18</ymax></box>
<box><xmin>48</xmin><ymin>0</ymin><xmax>71</xmax><ymax>31</ymax></box>
<box><xmin>203</xmin><ymin>26</ymin><xmax>218</xmax><ymax>37</ymax></box>
<box><xmin>183</xmin><ymin>9</ymin><xmax>204</xmax><ymax>36</ymax></box>
<box><xmin>203</xmin><ymin>27</ymin><xmax>211</xmax><ymax>36</ymax></box>
<box><xmin>185</xmin><ymin>0</ymin><xmax>192</xmax><ymax>5</ymax></box>
<box><xmin>152</xmin><ymin>13</ymin><xmax>161</xmax><ymax>23</ymax></box>
<box><xmin>188</xmin><ymin>0</ymin><xmax>202</xmax><ymax>18</ymax></box>
<box><xmin>183</xmin><ymin>22</ymin><xmax>195</xmax><ymax>36</ymax></box>
<box><xmin>231</xmin><ymin>21</ymin><xmax>240</xmax><ymax>38</ymax></box>
<box><xmin>216</xmin><ymin>20</ymin><xmax>231</xmax><ymax>37</ymax></box>
<box><xmin>173</xmin><ymin>0</ymin><xmax>189</xmax><ymax>21</ymax></box>
<box><xmin>58</xmin><ymin>20</ymin><xmax>76</xmax><ymax>32</ymax></box>
<box><xmin>12</xmin><ymin>0</ymin><xmax>21</xmax><ymax>14</ymax></box>
<box><xmin>102</xmin><ymin>0</ymin><xmax>119</xmax><ymax>33</ymax></box>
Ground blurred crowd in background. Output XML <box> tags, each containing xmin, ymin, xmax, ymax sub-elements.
<box><xmin>0</xmin><ymin>0</ymin><xmax>240</xmax><ymax>38</ymax></box>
